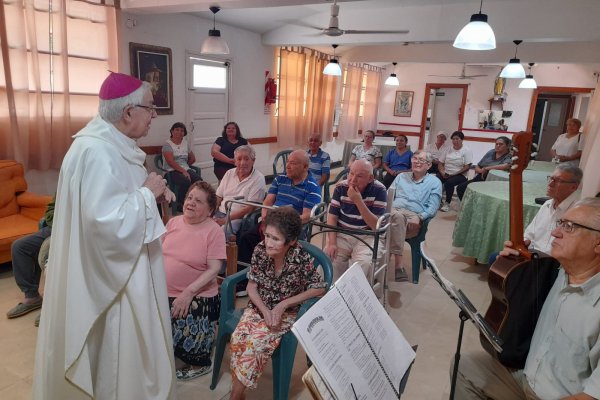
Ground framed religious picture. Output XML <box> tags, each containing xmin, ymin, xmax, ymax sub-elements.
<box><xmin>129</xmin><ymin>42</ymin><xmax>173</xmax><ymax>115</ymax></box>
<box><xmin>394</xmin><ymin>91</ymin><xmax>414</xmax><ymax>117</ymax></box>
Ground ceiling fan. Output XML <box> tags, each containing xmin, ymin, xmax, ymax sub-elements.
<box><xmin>306</xmin><ymin>0</ymin><xmax>409</xmax><ymax>37</ymax></box>
<box><xmin>428</xmin><ymin>64</ymin><xmax>488</xmax><ymax>80</ymax></box>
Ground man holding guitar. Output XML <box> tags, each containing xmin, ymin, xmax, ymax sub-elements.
<box><xmin>456</xmin><ymin>197</ymin><xmax>600</xmax><ymax>399</ymax></box>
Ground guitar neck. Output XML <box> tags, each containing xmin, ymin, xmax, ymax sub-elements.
<box><xmin>509</xmin><ymin>132</ymin><xmax>534</xmax><ymax>259</ymax></box>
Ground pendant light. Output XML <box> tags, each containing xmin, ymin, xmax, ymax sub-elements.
<box><xmin>453</xmin><ymin>0</ymin><xmax>496</xmax><ymax>50</ymax></box>
<box><xmin>201</xmin><ymin>6</ymin><xmax>230</xmax><ymax>55</ymax></box>
<box><xmin>323</xmin><ymin>44</ymin><xmax>342</xmax><ymax>76</ymax></box>
<box><xmin>519</xmin><ymin>63</ymin><xmax>537</xmax><ymax>89</ymax></box>
<box><xmin>385</xmin><ymin>62</ymin><xmax>400</xmax><ymax>86</ymax></box>
<box><xmin>500</xmin><ymin>40</ymin><xmax>526</xmax><ymax>78</ymax></box>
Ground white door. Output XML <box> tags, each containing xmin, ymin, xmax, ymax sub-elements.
<box><xmin>186</xmin><ymin>54</ymin><xmax>230</xmax><ymax>183</ymax></box>
<box><xmin>429</xmin><ymin>88</ymin><xmax>463</xmax><ymax>143</ymax></box>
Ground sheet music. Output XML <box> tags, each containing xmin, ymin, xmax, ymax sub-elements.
<box><xmin>420</xmin><ymin>244</ymin><xmax>503</xmax><ymax>353</ymax></box>
<box><xmin>293</xmin><ymin>263</ymin><xmax>416</xmax><ymax>400</ymax></box>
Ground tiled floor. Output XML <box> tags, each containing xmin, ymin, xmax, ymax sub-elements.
<box><xmin>0</xmin><ymin>202</ymin><xmax>493</xmax><ymax>399</ymax></box>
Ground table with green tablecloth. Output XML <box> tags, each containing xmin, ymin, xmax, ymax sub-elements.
<box><xmin>486</xmin><ymin>169</ymin><xmax>550</xmax><ymax>184</ymax></box>
<box><xmin>341</xmin><ymin>138</ymin><xmax>398</xmax><ymax>167</ymax></box>
<box><xmin>527</xmin><ymin>160</ymin><xmax>557</xmax><ymax>173</ymax></box>
<box><xmin>452</xmin><ymin>181</ymin><xmax>546</xmax><ymax>264</ymax></box>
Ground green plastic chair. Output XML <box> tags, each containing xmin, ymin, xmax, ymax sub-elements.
<box><xmin>210</xmin><ymin>240</ymin><xmax>333</xmax><ymax>400</ymax></box>
<box><xmin>405</xmin><ymin>217</ymin><xmax>432</xmax><ymax>284</ymax></box>
<box><xmin>322</xmin><ymin>168</ymin><xmax>348</xmax><ymax>204</ymax></box>
<box><xmin>272</xmin><ymin>149</ymin><xmax>293</xmax><ymax>177</ymax></box>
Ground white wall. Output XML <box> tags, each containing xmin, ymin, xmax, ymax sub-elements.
<box><xmin>118</xmin><ymin>12</ymin><xmax>275</xmax><ymax>178</ymax></box>
<box><xmin>377</xmin><ymin>62</ymin><xmax>600</xmax><ymax>161</ymax></box>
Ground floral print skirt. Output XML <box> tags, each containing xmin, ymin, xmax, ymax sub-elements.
<box><xmin>230</xmin><ymin>307</ymin><xmax>297</xmax><ymax>389</ymax></box>
<box><xmin>169</xmin><ymin>294</ymin><xmax>220</xmax><ymax>367</ymax></box>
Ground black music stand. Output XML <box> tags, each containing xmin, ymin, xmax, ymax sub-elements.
<box><xmin>420</xmin><ymin>243</ymin><xmax>504</xmax><ymax>400</ymax></box>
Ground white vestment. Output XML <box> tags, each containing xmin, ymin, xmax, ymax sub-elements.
<box><xmin>32</xmin><ymin>116</ymin><xmax>176</xmax><ymax>399</ymax></box>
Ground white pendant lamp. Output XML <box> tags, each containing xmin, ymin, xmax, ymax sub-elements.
<box><xmin>323</xmin><ymin>44</ymin><xmax>342</xmax><ymax>76</ymax></box>
<box><xmin>201</xmin><ymin>6</ymin><xmax>230</xmax><ymax>55</ymax></box>
<box><xmin>519</xmin><ymin>63</ymin><xmax>537</xmax><ymax>89</ymax></box>
<box><xmin>453</xmin><ymin>0</ymin><xmax>496</xmax><ymax>50</ymax></box>
<box><xmin>385</xmin><ymin>62</ymin><xmax>400</xmax><ymax>86</ymax></box>
<box><xmin>500</xmin><ymin>40</ymin><xmax>526</xmax><ymax>78</ymax></box>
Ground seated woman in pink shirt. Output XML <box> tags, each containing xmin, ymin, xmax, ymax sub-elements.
<box><xmin>162</xmin><ymin>181</ymin><xmax>226</xmax><ymax>380</ymax></box>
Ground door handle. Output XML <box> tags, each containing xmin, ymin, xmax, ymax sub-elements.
<box><xmin>190</xmin><ymin>121</ymin><xmax>195</xmax><ymax>132</ymax></box>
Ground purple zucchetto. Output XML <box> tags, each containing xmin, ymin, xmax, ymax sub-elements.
<box><xmin>99</xmin><ymin>72</ymin><xmax>143</xmax><ymax>100</ymax></box>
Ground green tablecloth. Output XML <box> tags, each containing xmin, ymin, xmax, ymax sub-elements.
<box><xmin>452</xmin><ymin>181</ymin><xmax>546</xmax><ymax>264</ymax></box>
<box><xmin>486</xmin><ymin>169</ymin><xmax>550</xmax><ymax>184</ymax></box>
<box><xmin>527</xmin><ymin>160</ymin><xmax>556</xmax><ymax>173</ymax></box>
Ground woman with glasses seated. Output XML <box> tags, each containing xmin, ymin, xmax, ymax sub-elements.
<box><xmin>162</xmin><ymin>181</ymin><xmax>226</xmax><ymax>380</ymax></box>
<box><xmin>229</xmin><ymin>207</ymin><xmax>327</xmax><ymax>399</ymax></box>
<box><xmin>456</xmin><ymin>136</ymin><xmax>512</xmax><ymax>200</ymax></box>
<box><xmin>162</xmin><ymin>122</ymin><xmax>201</xmax><ymax>208</ymax></box>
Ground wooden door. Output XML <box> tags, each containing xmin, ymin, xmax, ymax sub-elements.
<box><xmin>536</xmin><ymin>97</ymin><xmax>570</xmax><ymax>161</ymax></box>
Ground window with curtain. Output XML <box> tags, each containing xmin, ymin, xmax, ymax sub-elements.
<box><xmin>274</xmin><ymin>47</ymin><xmax>337</xmax><ymax>148</ymax></box>
<box><xmin>338</xmin><ymin>63</ymin><xmax>382</xmax><ymax>140</ymax></box>
<box><xmin>0</xmin><ymin>0</ymin><xmax>117</xmax><ymax>170</ymax></box>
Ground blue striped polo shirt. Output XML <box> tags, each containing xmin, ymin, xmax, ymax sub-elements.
<box><xmin>328</xmin><ymin>180</ymin><xmax>387</xmax><ymax>229</ymax></box>
<box><xmin>268</xmin><ymin>174</ymin><xmax>322</xmax><ymax>214</ymax></box>
<box><xmin>306</xmin><ymin>148</ymin><xmax>331</xmax><ymax>183</ymax></box>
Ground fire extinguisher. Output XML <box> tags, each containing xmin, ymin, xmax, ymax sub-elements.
<box><xmin>265</xmin><ymin>72</ymin><xmax>277</xmax><ymax>105</ymax></box>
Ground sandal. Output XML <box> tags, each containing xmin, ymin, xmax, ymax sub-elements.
<box><xmin>176</xmin><ymin>365</ymin><xmax>212</xmax><ymax>380</ymax></box>
<box><xmin>6</xmin><ymin>298</ymin><xmax>43</xmax><ymax>319</ymax></box>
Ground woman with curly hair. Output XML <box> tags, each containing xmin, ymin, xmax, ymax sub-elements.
<box><xmin>211</xmin><ymin>121</ymin><xmax>248</xmax><ymax>181</ymax></box>
<box><xmin>162</xmin><ymin>181</ymin><xmax>226</xmax><ymax>380</ymax></box>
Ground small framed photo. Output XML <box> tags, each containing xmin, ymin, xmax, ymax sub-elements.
<box><xmin>129</xmin><ymin>42</ymin><xmax>173</xmax><ymax>115</ymax></box>
<box><xmin>394</xmin><ymin>90</ymin><xmax>414</xmax><ymax>117</ymax></box>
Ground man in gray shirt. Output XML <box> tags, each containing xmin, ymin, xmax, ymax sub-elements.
<box><xmin>455</xmin><ymin>197</ymin><xmax>600</xmax><ymax>399</ymax></box>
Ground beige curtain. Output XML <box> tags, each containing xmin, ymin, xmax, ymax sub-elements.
<box><xmin>580</xmin><ymin>81</ymin><xmax>600</xmax><ymax>197</ymax></box>
<box><xmin>338</xmin><ymin>64</ymin><xmax>362</xmax><ymax>140</ymax></box>
<box><xmin>362</xmin><ymin>67</ymin><xmax>382</xmax><ymax>133</ymax></box>
<box><xmin>0</xmin><ymin>0</ymin><xmax>116</xmax><ymax>170</ymax></box>
<box><xmin>277</xmin><ymin>48</ymin><xmax>336</xmax><ymax>148</ymax></box>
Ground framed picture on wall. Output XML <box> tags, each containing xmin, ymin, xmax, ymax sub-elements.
<box><xmin>394</xmin><ymin>91</ymin><xmax>414</xmax><ymax>117</ymax></box>
<box><xmin>129</xmin><ymin>42</ymin><xmax>173</xmax><ymax>115</ymax></box>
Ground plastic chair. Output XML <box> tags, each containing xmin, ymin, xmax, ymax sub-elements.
<box><xmin>405</xmin><ymin>217</ymin><xmax>432</xmax><ymax>284</ymax></box>
<box><xmin>272</xmin><ymin>149</ymin><xmax>293</xmax><ymax>177</ymax></box>
<box><xmin>210</xmin><ymin>240</ymin><xmax>333</xmax><ymax>400</ymax></box>
<box><xmin>322</xmin><ymin>168</ymin><xmax>348</xmax><ymax>204</ymax></box>
<box><xmin>154</xmin><ymin>155</ymin><xmax>201</xmax><ymax>214</ymax></box>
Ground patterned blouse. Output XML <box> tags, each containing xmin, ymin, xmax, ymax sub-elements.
<box><xmin>247</xmin><ymin>242</ymin><xmax>328</xmax><ymax>313</ymax></box>
<box><xmin>352</xmin><ymin>144</ymin><xmax>382</xmax><ymax>165</ymax></box>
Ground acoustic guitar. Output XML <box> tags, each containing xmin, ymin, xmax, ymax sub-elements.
<box><xmin>480</xmin><ymin>131</ymin><xmax>560</xmax><ymax>369</ymax></box>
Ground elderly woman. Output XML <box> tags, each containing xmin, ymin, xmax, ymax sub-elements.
<box><xmin>162</xmin><ymin>181</ymin><xmax>226</xmax><ymax>380</ymax></box>
<box><xmin>229</xmin><ymin>207</ymin><xmax>327</xmax><ymax>398</ymax></box>
<box><xmin>348</xmin><ymin>130</ymin><xmax>382</xmax><ymax>169</ymax></box>
<box><xmin>213</xmin><ymin>145</ymin><xmax>267</xmax><ymax>237</ymax></box>
<box><xmin>425</xmin><ymin>131</ymin><xmax>450</xmax><ymax>174</ymax></box>
<box><xmin>550</xmin><ymin>118</ymin><xmax>584</xmax><ymax>167</ymax></box>
<box><xmin>382</xmin><ymin>134</ymin><xmax>413</xmax><ymax>188</ymax></box>
<box><xmin>456</xmin><ymin>136</ymin><xmax>512</xmax><ymax>200</ymax></box>
<box><xmin>162</xmin><ymin>122</ymin><xmax>201</xmax><ymax>206</ymax></box>
<box><xmin>438</xmin><ymin>131</ymin><xmax>473</xmax><ymax>212</ymax></box>
<box><xmin>211</xmin><ymin>121</ymin><xmax>249</xmax><ymax>181</ymax></box>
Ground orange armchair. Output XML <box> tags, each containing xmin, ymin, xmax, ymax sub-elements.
<box><xmin>0</xmin><ymin>161</ymin><xmax>52</xmax><ymax>264</ymax></box>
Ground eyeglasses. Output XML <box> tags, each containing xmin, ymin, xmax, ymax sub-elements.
<box><xmin>411</xmin><ymin>157</ymin><xmax>430</xmax><ymax>164</ymax></box>
<box><xmin>555</xmin><ymin>219</ymin><xmax>600</xmax><ymax>234</ymax></box>
<box><xmin>134</xmin><ymin>104</ymin><xmax>157</xmax><ymax>114</ymax></box>
<box><xmin>547</xmin><ymin>176</ymin><xmax>577</xmax><ymax>184</ymax></box>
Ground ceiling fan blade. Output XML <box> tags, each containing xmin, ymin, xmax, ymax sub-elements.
<box><xmin>427</xmin><ymin>75</ymin><xmax>460</xmax><ymax>78</ymax></box>
<box><xmin>285</xmin><ymin>20</ymin><xmax>324</xmax><ymax>31</ymax></box>
<box><xmin>343</xmin><ymin>29</ymin><xmax>409</xmax><ymax>34</ymax></box>
<box><xmin>466</xmin><ymin>74</ymin><xmax>488</xmax><ymax>78</ymax></box>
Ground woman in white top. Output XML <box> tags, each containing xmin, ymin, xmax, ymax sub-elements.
<box><xmin>437</xmin><ymin>131</ymin><xmax>473</xmax><ymax>211</ymax></box>
<box><xmin>550</xmin><ymin>118</ymin><xmax>584</xmax><ymax>167</ymax></box>
<box><xmin>348</xmin><ymin>130</ymin><xmax>382</xmax><ymax>169</ymax></box>
<box><xmin>162</xmin><ymin>122</ymin><xmax>201</xmax><ymax>207</ymax></box>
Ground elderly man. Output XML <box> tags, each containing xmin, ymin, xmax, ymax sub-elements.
<box><xmin>425</xmin><ymin>131</ymin><xmax>450</xmax><ymax>174</ymax></box>
<box><xmin>324</xmin><ymin>159</ymin><xmax>387</xmax><ymax>280</ymax></box>
<box><xmin>236</xmin><ymin>149</ymin><xmax>321</xmax><ymax>295</ymax></box>
<box><xmin>307</xmin><ymin>133</ymin><xmax>331</xmax><ymax>187</ymax></box>
<box><xmin>33</xmin><ymin>72</ymin><xmax>176</xmax><ymax>399</ymax></box>
<box><xmin>214</xmin><ymin>145</ymin><xmax>266</xmax><ymax>237</ymax></box>
<box><xmin>491</xmin><ymin>164</ymin><xmax>582</xmax><ymax>265</ymax></box>
<box><xmin>456</xmin><ymin>197</ymin><xmax>600</xmax><ymax>399</ymax></box>
<box><xmin>389</xmin><ymin>150</ymin><xmax>442</xmax><ymax>282</ymax></box>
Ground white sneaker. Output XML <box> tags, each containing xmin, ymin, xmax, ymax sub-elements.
<box><xmin>440</xmin><ymin>203</ymin><xmax>450</xmax><ymax>212</ymax></box>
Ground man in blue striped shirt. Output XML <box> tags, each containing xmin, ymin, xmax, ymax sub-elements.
<box><xmin>324</xmin><ymin>159</ymin><xmax>388</xmax><ymax>280</ymax></box>
<box><xmin>306</xmin><ymin>133</ymin><xmax>331</xmax><ymax>187</ymax></box>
